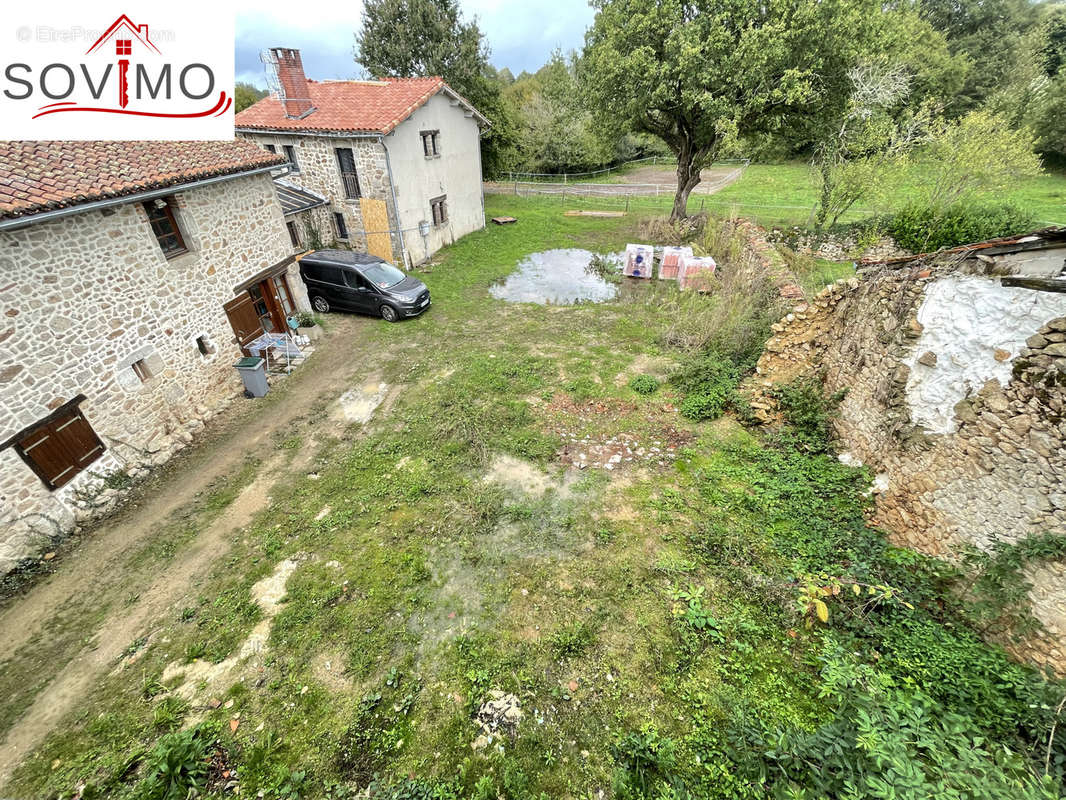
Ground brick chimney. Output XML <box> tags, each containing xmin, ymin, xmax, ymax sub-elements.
<box><xmin>271</xmin><ymin>48</ymin><xmax>314</xmax><ymax>118</ymax></box>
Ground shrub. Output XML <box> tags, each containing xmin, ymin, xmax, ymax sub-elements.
<box><xmin>887</xmin><ymin>202</ymin><xmax>1037</xmax><ymax>253</ymax></box>
<box><xmin>138</xmin><ymin>725</ymin><xmax>212</xmax><ymax>800</ymax></box>
<box><xmin>769</xmin><ymin>375</ymin><xmax>845</xmax><ymax>453</ymax></box>
<box><xmin>731</xmin><ymin>650</ymin><xmax>1062</xmax><ymax>799</ymax></box>
<box><xmin>669</xmin><ymin>355</ymin><xmax>740</xmax><ymax>421</ymax></box>
<box><xmin>660</xmin><ymin>219</ymin><xmax>784</xmax><ymax>365</ymax></box>
<box><xmin>629</xmin><ymin>374</ymin><xmax>661</xmax><ymax>395</ymax></box>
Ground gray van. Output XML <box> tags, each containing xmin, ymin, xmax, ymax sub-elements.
<box><xmin>299</xmin><ymin>250</ymin><xmax>431</xmax><ymax>322</ymax></box>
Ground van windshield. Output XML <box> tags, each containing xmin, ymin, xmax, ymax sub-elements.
<box><xmin>363</xmin><ymin>263</ymin><xmax>406</xmax><ymax>289</ymax></box>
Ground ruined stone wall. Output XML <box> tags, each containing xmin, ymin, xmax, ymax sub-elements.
<box><xmin>0</xmin><ymin>173</ymin><xmax>295</xmax><ymax>574</ymax></box>
<box><xmin>750</xmin><ymin>263</ymin><xmax>1066</xmax><ymax>673</ymax></box>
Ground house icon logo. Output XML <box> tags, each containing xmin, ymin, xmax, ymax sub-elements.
<box><xmin>86</xmin><ymin>15</ymin><xmax>161</xmax><ymax>109</ymax></box>
<box><xmin>0</xmin><ymin>8</ymin><xmax>235</xmax><ymax>140</ymax></box>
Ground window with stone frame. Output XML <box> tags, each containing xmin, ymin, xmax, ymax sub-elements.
<box><xmin>283</xmin><ymin>144</ymin><xmax>299</xmax><ymax>173</ymax></box>
<box><xmin>420</xmin><ymin>130</ymin><xmax>440</xmax><ymax>157</ymax></box>
<box><xmin>286</xmin><ymin>220</ymin><xmax>301</xmax><ymax>248</ymax></box>
<box><xmin>265</xmin><ymin>144</ymin><xmax>277</xmax><ymax>153</ymax></box>
<box><xmin>430</xmin><ymin>195</ymin><xmax>448</xmax><ymax>226</ymax></box>
<box><xmin>333</xmin><ymin>211</ymin><xmax>349</xmax><ymax>240</ymax></box>
<box><xmin>335</xmin><ymin>147</ymin><xmax>362</xmax><ymax>199</ymax></box>
<box><xmin>143</xmin><ymin>198</ymin><xmax>187</xmax><ymax>258</ymax></box>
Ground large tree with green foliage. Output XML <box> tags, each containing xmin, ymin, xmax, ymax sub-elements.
<box><xmin>583</xmin><ymin>0</ymin><xmax>883</xmax><ymax>219</ymax></box>
<box><xmin>355</xmin><ymin>0</ymin><xmax>516</xmax><ymax>176</ymax></box>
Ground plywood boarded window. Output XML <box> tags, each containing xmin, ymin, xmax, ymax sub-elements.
<box><xmin>12</xmin><ymin>404</ymin><xmax>105</xmax><ymax>490</ymax></box>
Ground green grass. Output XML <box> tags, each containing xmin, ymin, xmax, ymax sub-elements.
<box><xmin>4</xmin><ymin>195</ymin><xmax>1062</xmax><ymax>800</ymax></box>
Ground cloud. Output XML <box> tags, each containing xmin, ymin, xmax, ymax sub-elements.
<box><xmin>234</xmin><ymin>0</ymin><xmax>594</xmax><ymax>87</ymax></box>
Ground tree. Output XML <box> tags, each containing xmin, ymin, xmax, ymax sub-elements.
<box><xmin>583</xmin><ymin>0</ymin><xmax>882</xmax><ymax>220</ymax></box>
<box><xmin>812</xmin><ymin>63</ymin><xmax>936</xmax><ymax>230</ymax></box>
<box><xmin>355</xmin><ymin>0</ymin><xmax>516</xmax><ymax>176</ymax></box>
<box><xmin>235</xmin><ymin>82</ymin><xmax>266</xmax><ymax>113</ymax></box>
<box><xmin>917</xmin><ymin>0</ymin><xmax>1043</xmax><ymax>114</ymax></box>
<box><xmin>504</xmin><ymin>50</ymin><xmax>615</xmax><ymax>173</ymax></box>
<box><xmin>919</xmin><ymin>111</ymin><xmax>1042</xmax><ymax>211</ymax></box>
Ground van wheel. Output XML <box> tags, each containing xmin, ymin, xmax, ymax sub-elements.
<box><xmin>380</xmin><ymin>304</ymin><xmax>399</xmax><ymax>322</ymax></box>
<box><xmin>312</xmin><ymin>296</ymin><xmax>330</xmax><ymax>313</ymax></box>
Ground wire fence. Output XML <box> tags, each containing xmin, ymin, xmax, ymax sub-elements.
<box><xmin>487</xmin><ymin>160</ymin><xmax>750</xmax><ymax>202</ymax></box>
<box><xmin>500</xmin><ymin>156</ymin><xmax>750</xmax><ymax>184</ymax></box>
<box><xmin>490</xmin><ymin>187</ymin><xmax>874</xmax><ymax>230</ymax></box>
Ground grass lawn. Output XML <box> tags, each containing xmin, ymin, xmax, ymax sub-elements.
<box><xmin>595</xmin><ymin>160</ymin><xmax>1066</xmax><ymax>229</ymax></box>
<box><xmin>3</xmin><ymin>196</ymin><xmax>1062</xmax><ymax>800</ymax></box>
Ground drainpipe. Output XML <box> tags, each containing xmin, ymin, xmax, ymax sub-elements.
<box><xmin>378</xmin><ymin>135</ymin><xmax>410</xmax><ymax>269</ymax></box>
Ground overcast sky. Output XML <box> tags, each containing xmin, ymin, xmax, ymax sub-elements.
<box><xmin>235</xmin><ymin>0</ymin><xmax>596</xmax><ymax>88</ymax></box>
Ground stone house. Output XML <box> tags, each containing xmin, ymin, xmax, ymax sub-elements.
<box><xmin>0</xmin><ymin>140</ymin><xmax>311</xmax><ymax>575</ymax></box>
<box><xmin>236</xmin><ymin>48</ymin><xmax>489</xmax><ymax>266</ymax></box>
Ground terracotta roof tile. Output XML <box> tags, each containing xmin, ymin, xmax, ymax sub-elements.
<box><xmin>0</xmin><ymin>140</ymin><xmax>286</xmax><ymax>221</ymax></box>
<box><xmin>235</xmin><ymin>77</ymin><xmax>484</xmax><ymax>134</ymax></box>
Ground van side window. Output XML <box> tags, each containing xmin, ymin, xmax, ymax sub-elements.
<box><xmin>344</xmin><ymin>270</ymin><xmax>366</xmax><ymax>289</ymax></box>
<box><xmin>315</xmin><ymin>265</ymin><xmax>344</xmax><ymax>285</ymax></box>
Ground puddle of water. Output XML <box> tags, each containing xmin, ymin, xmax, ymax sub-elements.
<box><xmin>490</xmin><ymin>249</ymin><xmax>621</xmax><ymax>305</ymax></box>
<box><xmin>332</xmin><ymin>381</ymin><xmax>389</xmax><ymax>424</ymax></box>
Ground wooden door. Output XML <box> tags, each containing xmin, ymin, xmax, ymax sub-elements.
<box><xmin>223</xmin><ymin>293</ymin><xmax>264</xmax><ymax>354</ymax></box>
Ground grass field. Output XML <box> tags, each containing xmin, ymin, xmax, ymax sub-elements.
<box><xmin>2</xmin><ymin>196</ymin><xmax>1062</xmax><ymax>800</ymax></box>
<box><xmin>568</xmin><ymin>159</ymin><xmax>1066</xmax><ymax>229</ymax></box>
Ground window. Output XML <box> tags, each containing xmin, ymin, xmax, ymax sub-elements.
<box><xmin>335</xmin><ymin>148</ymin><xmax>362</xmax><ymax>199</ymax></box>
<box><xmin>286</xmin><ymin>220</ymin><xmax>300</xmax><ymax>248</ymax></box>
<box><xmin>265</xmin><ymin>143</ymin><xmax>277</xmax><ymax>153</ymax></box>
<box><xmin>195</xmin><ymin>335</ymin><xmax>214</xmax><ymax>356</ymax></box>
<box><xmin>343</xmin><ymin>270</ymin><xmax>367</xmax><ymax>290</ymax></box>
<box><xmin>430</xmin><ymin>195</ymin><xmax>448</xmax><ymax>226</ymax></box>
<box><xmin>143</xmin><ymin>198</ymin><xmax>187</xmax><ymax>258</ymax></box>
<box><xmin>311</xmin><ymin>264</ymin><xmax>345</xmax><ymax>285</ymax></box>
<box><xmin>116</xmin><ymin>39</ymin><xmax>131</xmax><ymax>56</ymax></box>
<box><xmin>131</xmin><ymin>359</ymin><xmax>152</xmax><ymax>382</ymax></box>
<box><xmin>273</xmin><ymin>274</ymin><xmax>296</xmax><ymax>317</ymax></box>
<box><xmin>8</xmin><ymin>402</ymin><xmax>105</xmax><ymax>490</ymax></box>
<box><xmin>420</xmin><ymin>130</ymin><xmax>440</xmax><ymax>157</ymax></box>
<box><xmin>333</xmin><ymin>212</ymin><xmax>349</xmax><ymax>240</ymax></box>
<box><xmin>283</xmin><ymin>144</ymin><xmax>299</xmax><ymax>173</ymax></box>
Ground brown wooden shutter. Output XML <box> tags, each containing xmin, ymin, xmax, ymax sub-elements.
<box><xmin>15</xmin><ymin>407</ymin><xmax>105</xmax><ymax>489</ymax></box>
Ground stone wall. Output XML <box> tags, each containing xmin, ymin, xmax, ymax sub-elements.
<box><xmin>238</xmin><ymin>133</ymin><xmax>401</xmax><ymax>260</ymax></box>
<box><xmin>749</xmin><ymin>261</ymin><xmax>1066</xmax><ymax>674</ymax></box>
<box><xmin>0</xmin><ymin>172</ymin><xmax>296</xmax><ymax>574</ymax></box>
<box><xmin>766</xmin><ymin>226</ymin><xmax>909</xmax><ymax>262</ymax></box>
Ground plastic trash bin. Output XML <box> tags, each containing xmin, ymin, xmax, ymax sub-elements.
<box><xmin>235</xmin><ymin>356</ymin><xmax>269</xmax><ymax>398</ymax></box>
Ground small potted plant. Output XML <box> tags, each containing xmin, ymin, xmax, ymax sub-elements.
<box><xmin>296</xmin><ymin>311</ymin><xmax>322</xmax><ymax>341</ymax></box>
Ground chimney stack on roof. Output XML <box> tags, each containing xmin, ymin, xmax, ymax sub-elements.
<box><xmin>271</xmin><ymin>48</ymin><xmax>314</xmax><ymax>119</ymax></box>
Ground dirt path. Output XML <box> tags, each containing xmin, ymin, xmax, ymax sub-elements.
<box><xmin>0</xmin><ymin>316</ymin><xmax>372</xmax><ymax>784</ymax></box>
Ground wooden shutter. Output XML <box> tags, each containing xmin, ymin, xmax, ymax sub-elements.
<box><xmin>223</xmin><ymin>292</ymin><xmax>264</xmax><ymax>354</ymax></box>
<box><xmin>16</xmin><ymin>408</ymin><xmax>105</xmax><ymax>489</ymax></box>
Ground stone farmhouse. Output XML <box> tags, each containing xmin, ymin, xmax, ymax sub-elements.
<box><xmin>236</xmin><ymin>48</ymin><xmax>489</xmax><ymax>266</ymax></box>
<box><xmin>0</xmin><ymin>140</ymin><xmax>312</xmax><ymax>575</ymax></box>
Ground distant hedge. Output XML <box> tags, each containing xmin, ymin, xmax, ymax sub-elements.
<box><xmin>886</xmin><ymin>202</ymin><xmax>1037</xmax><ymax>252</ymax></box>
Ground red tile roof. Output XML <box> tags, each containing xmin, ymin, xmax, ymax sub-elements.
<box><xmin>0</xmin><ymin>140</ymin><xmax>286</xmax><ymax>221</ymax></box>
<box><xmin>235</xmin><ymin>77</ymin><xmax>485</xmax><ymax>134</ymax></box>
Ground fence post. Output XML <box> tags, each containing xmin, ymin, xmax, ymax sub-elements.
<box><xmin>514</xmin><ymin>181</ymin><xmax>518</xmax><ymax>196</ymax></box>
<box><xmin>626</xmin><ymin>195</ymin><xmax>630</xmax><ymax>213</ymax></box>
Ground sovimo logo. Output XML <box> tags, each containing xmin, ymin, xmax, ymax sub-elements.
<box><xmin>2</xmin><ymin>5</ymin><xmax>234</xmax><ymax>140</ymax></box>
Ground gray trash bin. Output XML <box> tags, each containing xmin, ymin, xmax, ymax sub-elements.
<box><xmin>235</xmin><ymin>356</ymin><xmax>269</xmax><ymax>397</ymax></box>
